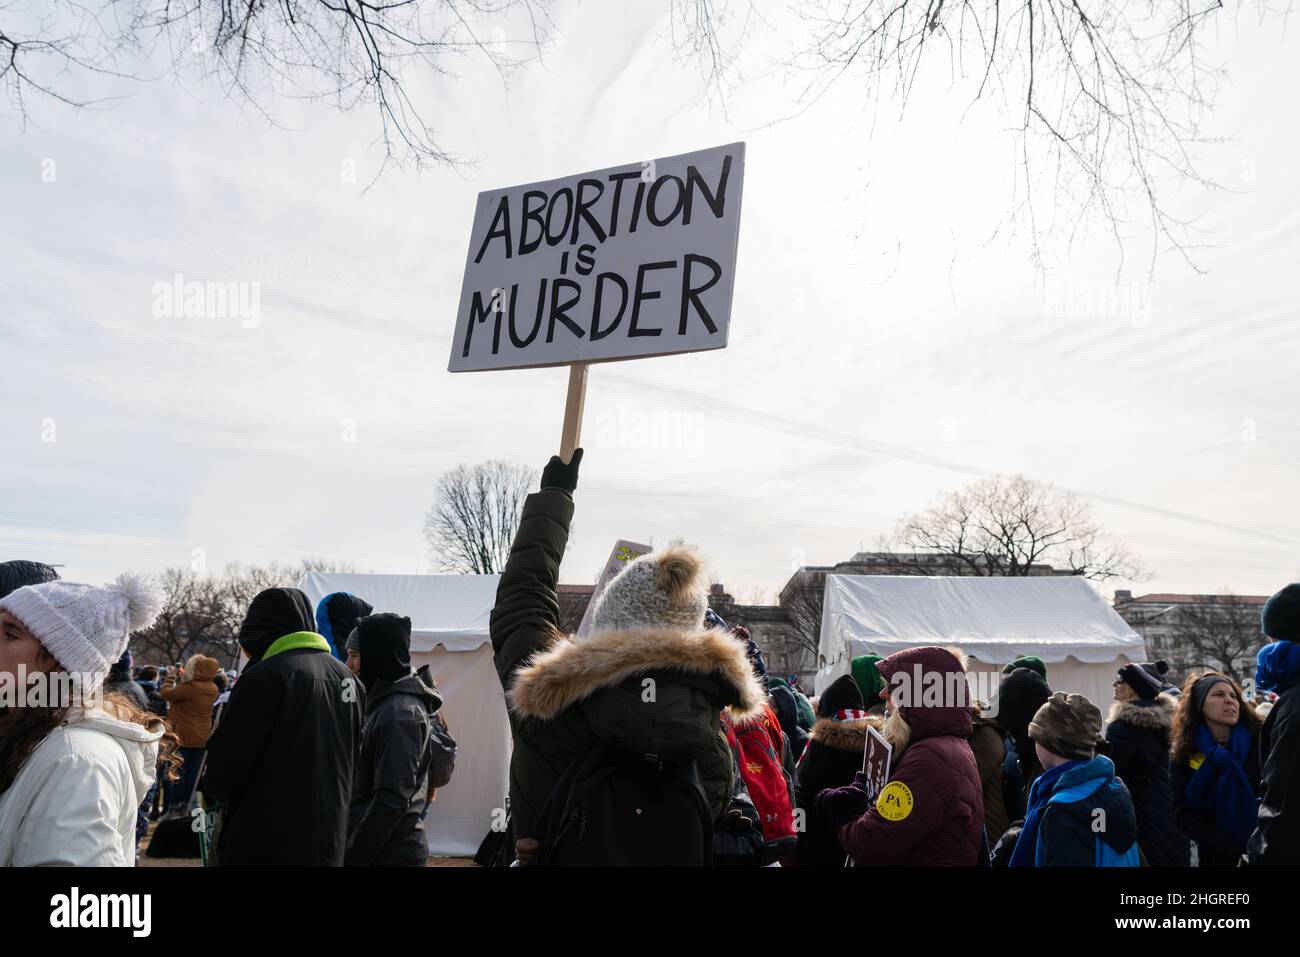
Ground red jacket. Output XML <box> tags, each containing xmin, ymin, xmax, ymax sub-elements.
<box><xmin>837</xmin><ymin>647</ymin><xmax>984</xmax><ymax>866</ymax></box>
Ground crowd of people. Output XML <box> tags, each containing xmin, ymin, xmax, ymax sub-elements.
<box><xmin>0</xmin><ymin>560</ymin><xmax>451</xmax><ymax>866</ymax></box>
<box><xmin>0</xmin><ymin>450</ymin><xmax>1296</xmax><ymax>868</ymax></box>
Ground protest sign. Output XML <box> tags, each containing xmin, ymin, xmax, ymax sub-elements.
<box><xmin>576</xmin><ymin>539</ymin><xmax>653</xmax><ymax>638</ymax></box>
<box><xmin>844</xmin><ymin>722</ymin><xmax>894</xmax><ymax>868</ymax></box>
<box><xmin>862</xmin><ymin>724</ymin><xmax>892</xmax><ymax>801</ymax></box>
<box><xmin>450</xmin><ymin>142</ymin><xmax>745</xmax><ymax>373</ymax></box>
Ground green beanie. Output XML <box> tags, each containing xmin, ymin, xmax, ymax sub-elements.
<box><xmin>1002</xmin><ymin>655</ymin><xmax>1048</xmax><ymax>681</ymax></box>
<box><xmin>850</xmin><ymin>654</ymin><xmax>886</xmax><ymax>705</ymax></box>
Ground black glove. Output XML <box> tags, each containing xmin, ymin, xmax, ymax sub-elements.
<box><xmin>540</xmin><ymin>448</ymin><xmax>583</xmax><ymax>493</ymax></box>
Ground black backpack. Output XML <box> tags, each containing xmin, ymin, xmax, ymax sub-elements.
<box><xmin>427</xmin><ymin>711</ymin><xmax>457</xmax><ymax>790</ymax></box>
<box><xmin>534</xmin><ymin>739</ymin><xmax>713</xmax><ymax>866</ymax></box>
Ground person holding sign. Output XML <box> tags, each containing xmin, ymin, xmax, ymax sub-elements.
<box><xmin>830</xmin><ymin>647</ymin><xmax>985</xmax><ymax>867</ymax></box>
<box><xmin>489</xmin><ymin>450</ymin><xmax>768</xmax><ymax>865</ymax></box>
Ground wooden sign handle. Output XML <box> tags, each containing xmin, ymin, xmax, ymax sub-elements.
<box><xmin>559</xmin><ymin>362</ymin><xmax>589</xmax><ymax>464</ymax></box>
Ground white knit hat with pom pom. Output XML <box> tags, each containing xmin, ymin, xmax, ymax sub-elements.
<box><xmin>0</xmin><ymin>573</ymin><xmax>163</xmax><ymax>686</ymax></box>
<box><xmin>588</xmin><ymin>547</ymin><xmax>709</xmax><ymax>635</ymax></box>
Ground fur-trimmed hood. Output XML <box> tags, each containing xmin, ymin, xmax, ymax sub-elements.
<box><xmin>1108</xmin><ymin>693</ymin><xmax>1176</xmax><ymax>731</ymax></box>
<box><xmin>809</xmin><ymin>715</ymin><xmax>880</xmax><ymax>754</ymax></box>
<box><xmin>508</xmin><ymin>625</ymin><xmax>768</xmax><ymax>722</ymax></box>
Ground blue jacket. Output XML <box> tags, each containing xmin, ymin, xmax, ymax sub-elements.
<box><xmin>1030</xmin><ymin>755</ymin><xmax>1141</xmax><ymax>866</ymax></box>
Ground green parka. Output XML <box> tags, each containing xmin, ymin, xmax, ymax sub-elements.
<box><xmin>490</xmin><ymin>488</ymin><xmax>766</xmax><ymax>855</ymax></box>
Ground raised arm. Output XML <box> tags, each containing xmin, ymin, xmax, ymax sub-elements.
<box><xmin>489</xmin><ymin>450</ymin><xmax>582</xmax><ymax>693</ymax></box>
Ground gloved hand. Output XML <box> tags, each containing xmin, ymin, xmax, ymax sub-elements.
<box><xmin>815</xmin><ymin>772</ymin><xmax>873</xmax><ymax>826</ymax></box>
<box><xmin>540</xmin><ymin>447</ymin><xmax>583</xmax><ymax>493</ymax></box>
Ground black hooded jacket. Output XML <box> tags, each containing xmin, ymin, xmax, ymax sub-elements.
<box><xmin>1249</xmin><ymin>678</ymin><xmax>1300</xmax><ymax>865</ymax></box>
<box><xmin>204</xmin><ymin>587</ymin><xmax>363</xmax><ymax>866</ymax></box>
<box><xmin>346</xmin><ymin>613</ymin><xmax>441</xmax><ymax>866</ymax></box>
<box><xmin>995</xmin><ymin>667</ymin><xmax>1052</xmax><ymax>799</ymax></box>
<box><xmin>1105</xmin><ymin>696</ymin><xmax>1190</xmax><ymax>867</ymax></box>
<box><xmin>356</xmin><ymin>612</ymin><xmax>412</xmax><ymax>691</ymax></box>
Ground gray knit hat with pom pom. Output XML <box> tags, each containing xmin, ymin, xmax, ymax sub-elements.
<box><xmin>0</xmin><ymin>573</ymin><xmax>163</xmax><ymax>687</ymax></box>
<box><xmin>587</xmin><ymin>547</ymin><xmax>709</xmax><ymax>635</ymax></box>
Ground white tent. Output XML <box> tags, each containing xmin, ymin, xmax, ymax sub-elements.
<box><xmin>814</xmin><ymin>575</ymin><xmax>1147</xmax><ymax>715</ymax></box>
<box><xmin>298</xmin><ymin>571</ymin><xmax>510</xmax><ymax>858</ymax></box>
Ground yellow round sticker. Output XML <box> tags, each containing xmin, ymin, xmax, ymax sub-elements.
<box><xmin>876</xmin><ymin>781</ymin><xmax>914</xmax><ymax>821</ymax></box>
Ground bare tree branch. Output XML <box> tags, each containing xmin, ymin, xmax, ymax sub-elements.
<box><xmin>2</xmin><ymin>0</ymin><xmax>554</xmax><ymax>168</ymax></box>
<box><xmin>671</xmin><ymin>0</ymin><xmax>1283</xmax><ymax>275</ymax></box>
<box><xmin>130</xmin><ymin>557</ymin><xmax>359</xmax><ymax>666</ymax></box>
<box><xmin>1169</xmin><ymin>591</ymin><xmax>1265</xmax><ymax>684</ymax></box>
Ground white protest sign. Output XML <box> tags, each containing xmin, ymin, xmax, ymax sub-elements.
<box><xmin>576</xmin><ymin>539</ymin><xmax>653</xmax><ymax>638</ymax></box>
<box><xmin>450</xmin><ymin>143</ymin><xmax>745</xmax><ymax>372</ymax></box>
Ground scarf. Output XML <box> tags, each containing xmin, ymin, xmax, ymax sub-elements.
<box><xmin>1185</xmin><ymin>723</ymin><xmax>1258</xmax><ymax>851</ymax></box>
<box><xmin>1008</xmin><ymin>760</ymin><xmax>1074</xmax><ymax>868</ymax></box>
<box><xmin>1256</xmin><ymin>640</ymin><xmax>1300</xmax><ymax>695</ymax></box>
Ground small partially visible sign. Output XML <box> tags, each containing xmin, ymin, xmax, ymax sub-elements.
<box><xmin>576</xmin><ymin>539</ymin><xmax>652</xmax><ymax>637</ymax></box>
<box><xmin>862</xmin><ymin>724</ymin><xmax>893</xmax><ymax>802</ymax></box>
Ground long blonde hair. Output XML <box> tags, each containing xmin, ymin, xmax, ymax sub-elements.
<box><xmin>883</xmin><ymin>707</ymin><xmax>912</xmax><ymax>757</ymax></box>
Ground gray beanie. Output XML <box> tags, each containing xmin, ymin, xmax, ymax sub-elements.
<box><xmin>345</xmin><ymin>627</ymin><xmax>361</xmax><ymax>654</ymax></box>
<box><xmin>587</xmin><ymin>547</ymin><xmax>709</xmax><ymax>635</ymax></box>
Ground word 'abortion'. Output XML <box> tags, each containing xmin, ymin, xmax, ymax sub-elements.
<box><xmin>472</xmin><ymin>155</ymin><xmax>736</xmax><ymax>264</ymax></box>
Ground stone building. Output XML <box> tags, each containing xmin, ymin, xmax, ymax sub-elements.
<box><xmin>1111</xmin><ymin>591</ymin><xmax>1270</xmax><ymax>686</ymax></box>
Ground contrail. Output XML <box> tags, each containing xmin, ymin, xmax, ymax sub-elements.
<box><xmin>622</xmin><ymin>375</ymin><xmax>1300</xmax><ymax>548</ymax></box>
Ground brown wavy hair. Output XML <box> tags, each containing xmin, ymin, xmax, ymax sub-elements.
<box><xmin>1170</xmin><ymin>671</ymin><xmax>1260</xmax><ymax>765</ymax></box>
<box><xmin>0</xmin><ymin>690</ymin><xmax>182</xmax><ymax>796</ymax></box>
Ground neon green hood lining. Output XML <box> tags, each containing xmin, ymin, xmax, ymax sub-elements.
<box><xmin>263</xmin><ymin>631</ymin><xmax>332</xmax><ymax>661</ymax></box>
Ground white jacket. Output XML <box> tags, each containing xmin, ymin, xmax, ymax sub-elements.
<box><xmin>0</xmin><ymin>707</ymin><xmax>162</xmax><ymax>866</ymax></box>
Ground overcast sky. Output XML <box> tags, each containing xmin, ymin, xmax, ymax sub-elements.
<box><xmin>2</xmin><ymin>2</ymin><xmax>1297</xmax><ymax>603</ymax></box>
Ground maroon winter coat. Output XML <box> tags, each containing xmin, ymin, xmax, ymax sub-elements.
<box><xmin>837</xmin><ymin>647</ymin><xmax>984</xmax><ymax>866</ymax></box>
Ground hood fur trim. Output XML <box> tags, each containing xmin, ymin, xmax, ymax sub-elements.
<box><xmin>508</xmin><ymin>626</ymin><xmax>767</xmax><ymax>723</ymax></box>
<box><xmin>809</xmin><ymin>716</ymin><xmax>880</xmax><ymax>754</ymax></box>
<box><xmin>1108</xmin><ymin>693</ymin><xmax>1176</xmax><ymax>731</ymax></box>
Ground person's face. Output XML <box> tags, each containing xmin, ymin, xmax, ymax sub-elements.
<box><xmin>346</xmin><ymin>650</ymin><xmax>361</xmax><ymax>676</ymax></box>
<box><xmin>0</xmin><ymin>610</ymin><xmax>54</xmax><ymax>678</ymax></box>
<box><xmin>1202</xmin><ymin>682</ymin><xmax>1240</xmax><ymax>727</ymax></box>
<box><xmin>1112</xmin><ymin>679</ymin><xmax>1136</xmax><ymax>702</ymax></box>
